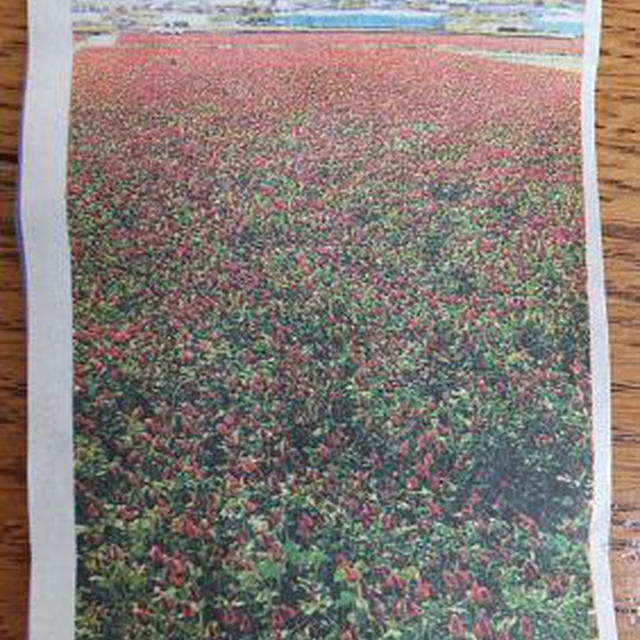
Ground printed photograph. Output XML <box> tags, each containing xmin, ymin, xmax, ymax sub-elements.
<box><xmin>67</xmin><ymin>1</ymin><xmax>596</xmax><ymax>638</ymax></box>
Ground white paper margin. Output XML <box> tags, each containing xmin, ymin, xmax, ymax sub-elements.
<box><xmin>20</xmin><ymin>0</ymin><xmax>75</xmax><ymax>638</ymax></box>
<box><xmin>19</xmin><ymin>1</ymin><xmax>614</xmax><ymax>637</ymax></box>
<box><xmin>583</xmin><ymin>0</ymin><xmax>617</xmax><ymax>637</ymax></box>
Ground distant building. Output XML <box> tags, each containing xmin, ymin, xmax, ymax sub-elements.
<box><xmin>473</xmin><ymin>3</ymin><xmax>537</xmax><ymax>15</ymax></box>
<box><xmin>446</xmin><ymin>1</ymin><xmax>471</xmax><ymax>11</ymax></box>
<box><xmin>72</xmin><ymin>8</ymin><xmax>114</xmax><ymax>32</ymax></box>
<box><xmin>153</xmin><ymin>10</ymin><xmax>212</xmax><ymax>30</ymax></box>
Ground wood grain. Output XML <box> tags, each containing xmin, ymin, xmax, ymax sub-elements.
<box><xmin>1</xmin><ymin>0</ymin><xmax>639</xmax><ymax>637</ymax></box>
<box><xmin>599</xmin><ymin>0</ymin><xmax>640</xmax><ymax>636</ymax></box>
<box><xmin>0</xmin><ymin>0</ymin><xmax>28</xmax><ymax>639</ymax></box>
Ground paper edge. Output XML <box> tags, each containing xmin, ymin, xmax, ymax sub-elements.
<box><xmin>583</xmin><ymin>0</ymin><xmax>617</xmax><ymax>637</ymax></box>
<box><xmin>20</xmin><ymin>0</ymin><xmax>75</xmax><ymax>638</ymax></box>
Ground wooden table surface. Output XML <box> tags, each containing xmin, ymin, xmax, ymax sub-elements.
<box><xmin>1</xmin><ymin>1</ymin><xmax>639</xmax><ymax>638</ymax></box>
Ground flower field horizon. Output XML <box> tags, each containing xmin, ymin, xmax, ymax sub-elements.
<box><xmin>69</xmin><ymin>32</ymin><xmax>595</xmax><ymax>639</ymax></box>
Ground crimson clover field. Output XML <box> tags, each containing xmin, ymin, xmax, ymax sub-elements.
<box><xmin>69</xmin><ymin>32</ymin><xmax>594</xmax><ymax>639</ymax></box>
